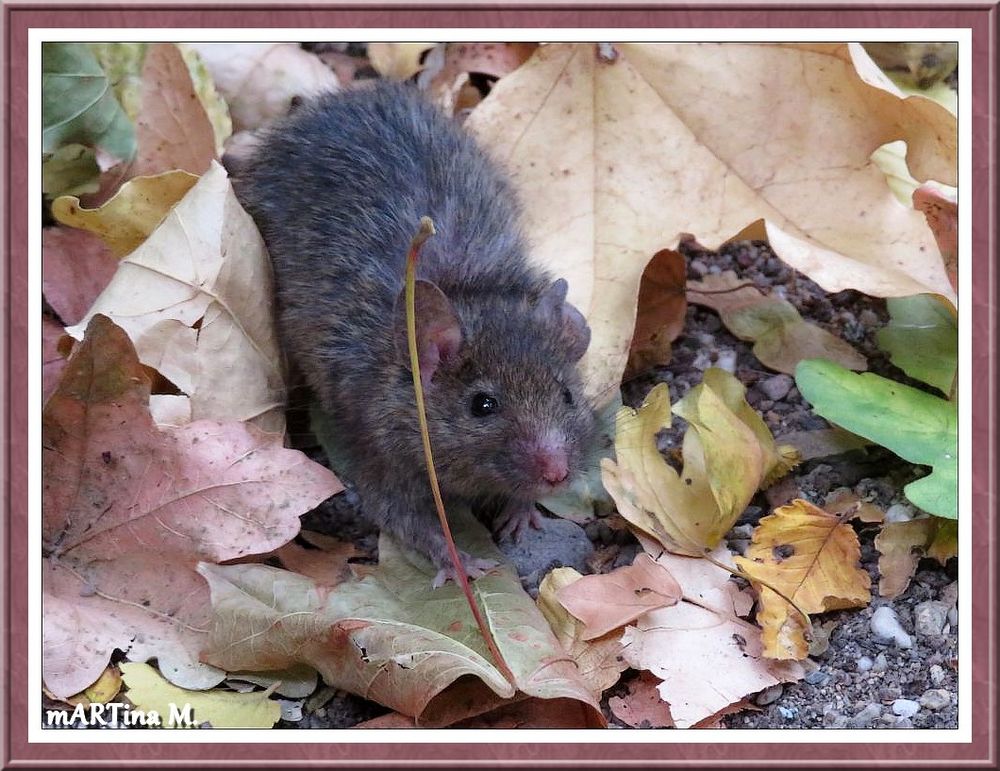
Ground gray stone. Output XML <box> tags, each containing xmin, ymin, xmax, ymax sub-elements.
<box><xmin>872</xmin><ymin>652</ymin><xmax>889</xmax><ymax>672</ymax></box>
<box><xmin>929</xmin><ymin>664</ymin><xmax>947</xmax><ymax>686</ymax></box>
<box><xmin>856</xmin><ymin>656</ymin><xmax>873</xmax><ymax>673</ymax></box>
<box><xmin>948</xmin><ymin>606</ymin><xmax>959</xmax><ymax>628</ymax></box>
<box><xmin>884</xmin><ymin>503</ymin><xmax>917</xmax><ymax>523</ymax></box>
<box><xmin>805</xmin><ymin>670</ymin><xmax>830</xmax><ymax>686</ymax></box>
<box><xmin>892</xmin><ymin>717</ymin><xmax>914</xmax><ymax>729</ymax></box>
<box><xmin>850</xmin><ymin>703</ymin><xmax>882</xmax><ymax>728</ymax></box>
<box><xmin>871</xmin><ymin>606</ymin><xmax>913</xmax><ymax>648</ymax></box>
<box><xmin>755</xmin><ymin>685</ymin><xmax>783</xmax><ymax>706</ymax></box>
<box><xmin>891</xmin><ymin>699</ymin><xmax>920</xmax><ymax>718</ymax></box>
<box><xmin>940</xmin><ymin>580</ymin><xmax>959</xmax><ymax>609</ymax></box>
<box><xmin>499</xmin><ymin>516</ymin><xmax>593</xmax><ymax>593</ymax></box>
<box><xmin>777</xmin><ymin>705</ymin><xmax>798</xmax><ymax>720</ymax></box>
<box><xmin>914</xmin><ymin>600</ymin><xmax>949</xmax><ymax>636</ymax></box>
<box><xmin>920</xmin><ymin>689</ymin><xmax>952</xmax><ymax>711</ymax></box>
<box><xmin>759</xmin><ymin>374</ymin><xmax>794</xmax><ymax>401</ymax></box>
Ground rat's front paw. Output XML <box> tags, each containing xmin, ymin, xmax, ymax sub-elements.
<box><xmin>493</xmin><ymin>501</ymin><xmax>545</xmax><ymax>542</ymax></box>
<box><xmin>431</xmin><ymin>552</ymin><xmax>499</xmax><ymax>589</ymax></box>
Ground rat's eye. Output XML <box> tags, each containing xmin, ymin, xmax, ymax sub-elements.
<box><xmin>563</xmin><ymin>387</ymin><xmax>575</xmax><ymax>406</ymax></box>
<box><xmin>470</xmin><ymin>392</ymin><xmax>499</xmax><ymax>417</ymax></box>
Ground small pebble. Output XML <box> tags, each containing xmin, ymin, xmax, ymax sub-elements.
<box><xmin>892</xmin><ymin>699</ymin><xmax>920</xmax><ymax>718</ymax></box>
<box><xmin>940</xmin><ymin>580</ymin><xmax>959</xmax><ymax>609</ymax></box>
<box><xmin>920</xmin><ymin>689</ymin><xmax>952</xmax><ymax>711</ymax></box>
<box><xmin>929</xmin><ymin>664</ymin><xmax>947</xmax><ymax>686</ymax></box>
<box><xmin>822</xmin><ymin>709</ymin><xmax>848</xmax><ymax>728</ymax></box>
<box><xmin>880</xmin><ymin>685</ymin><xmax>902</xmax><ymax>702</ymax></box>
<box><xmin>777</xmin><ymin>705</ymin><xmax>798</xmax><ymax>720</ymax></box>
<box><xmin>871</xmin><ymin>607</ymin><xmax>913</xmax><ymax>648</ymax></box>
<box><xmin>805</xmin><ymin>670</ymin><xmax>830</xmax><ymax>686</ymax></box>
<box><xmin>948</xmin><ymin>606</ymin><xmax>959</xmax><ymax>628</ymax></box>
<box><xmin>859</xmin><ymin>309</ymin><xmax>880</xmax><ymax>326</ymax></box>
<box><xmin>884</xmin><ymin>503</ymin><xmax>917</xmax><ymax>523</ymax></box>
<box><xmin>689</xmin><ymin>258</ymin><xmax>708</xmax><ymax>278</ymax></box>
<box><xmin>731</xmin><ymin>523</ymin><xmax>754</xmax><ymax>539</ymax></box>
<box><xmin>892</xmin><ymin>717</ymin><xmax>914</xmax><ymax>729</ymax></box>
<box><xmin>851</xmin><ymin>703</ymin><xmax>882</xmax><ymax>728</ymax></box>
<box><xmin>756</xmin><ymin>685</ymin><xmax>783</xmax><ymax>706</ymax></box>
<box><xmin>715</xmin><ymin>348</ymin><xmax>738</xmax><ymax>373</ymax></box>
<box><xmin>914</xmin><ymin>600</ymin><xmax>949</xmax><ymax>636</ymax></box>
<box><xmin>856</xmin><ymin>656</ymin><xmax>874</xmax><ymax>673</ymax></box>
<box><xmin>759</xmin><ymin>374</ymin><xmax>794</xmax><ymax>401</ymax></box>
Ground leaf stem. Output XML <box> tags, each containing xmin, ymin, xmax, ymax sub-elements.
<box><xmin>405</xmin><ymin>216</ymin><xmax>515</xmax><ymax>686</ymax></box>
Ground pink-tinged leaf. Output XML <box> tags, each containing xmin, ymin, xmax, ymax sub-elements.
<box><xmin>42</xmin><ymin>315</ymin><xmax>341</xmax><ymax>698</ymax></box>
<box><xmin>132</xmin><ymin>43</ymin><xmax>217</xmax><ymax>177</ymax></box>
<box><xmin>913</xmin><ymin>184</ymin><xmax>958</xmax><ymax>293</ymax></box>
<box><xmin>42</xmin><ymin>314</ymin><xmax>69</xmax><ymax>402</ymax></box>
<box><xmin>555</xmin><ymin>553</ymin><xmax>682</xmax><ymax>640</ymax></box>
<box><xmin>608</xmin><ymin>671</ymin><xmax>675</xmax><ymax>728</ymax></box>
<box><xmin>42</xmin><ymin>227</ymin><xmax>119</xmax><ymax>325</ymax></box>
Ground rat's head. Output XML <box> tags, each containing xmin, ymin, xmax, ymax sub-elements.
<box><xmin>392</xmin><ymin>278</ymin><xmax>597</xmax><ymax>500</ymax></box>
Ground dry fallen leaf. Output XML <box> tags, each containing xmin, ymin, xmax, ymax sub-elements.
<box><xmin>608</xmin><ymin>671</ymin><xmax>675</xmax><ymax>728</ymax></box>
<box><xmin>687</xmin><ymin>271</ymin><xmax>867</xmax><ymax>375</ymax></box>
<box><xmin>132</xmin><ymin>43</ymin><xmax>218</xmax><ymax>178</ymax></box>
<box><xmin>120</xmin><ymin>662</ymin><xmax>281</xmax><ymax>728</ymax></box>
<box><xmin>735</xmin><ymin>499</ymin><xmax>872</xmax><ymax>660</ymax></box>
<box><xmin>199</xmin><ymin>510</ymin><xmax>602</xmax><ymax>725</ymax></box>
<box><xmin>65</xmin><ymin>162</ymin><xmax>286</xmax><ymax>433</ymax></box>
<box><xmin>466</xmin><ymin>42</ymin><xmax>956</xmax><ymax>401</ymax></box>
<box><xmin>875</xmin><ymin>517</ymin><xmax>958</xmax><ymax>598</ymax></box>
<box><xmin>555</xmin><ymin>553</ymin><xmax>682</xmax><ymax>640</ymax></box>
<box><xmin>189</xmin><ymin>43</ymin><xmax>340</xmax><ymax>132</ymax></box>
<box><xmin>42</xmin><ymin>315</ymin><xmax>341</xmax><ymax>698</ymax></box>
<box><xmin>42</xmin><ymin>314</ymin><xmax>69</xmax><ymax>402</ymax></box>
<box><xmin>52</xmin><ymin>170</ymin><xmax>199</xmax><ymax>258</ymax></box>
<box><xmin>422</xmin><ymin>43</ymin><xmax>537</xmax><ymax>112</ymax></box>
<box><xmin>913</xmin><ymin>185</ymin><xmax>958</xmax><ymax>292</ymax></box>
<box><xmin>536</xmin><ymin>568</ymin><xmax>629</xmax><ymax>699</ymax></box>
<box><xmin>621</xmin><ymin>537</ymin><xmax>804</xmax><ymax>728</ymax></box>
<box><xmin>626</xmin><ymin>247</ymin><xmax>687</xmax><ymax>379</ymax></box>
<box><xmin>368</xmin><ymin>42</ymin><xmax>437</xmax><ymax>80</ymax></box>
<box><xmin>42</xmin><ymin>227</ymin><xmax>119</xmax><ymax>325</ymax></box>
<box><xmin>602</xmin><ymin>369</ymin><xmax>793</xmax><ymax>556</ymax></box>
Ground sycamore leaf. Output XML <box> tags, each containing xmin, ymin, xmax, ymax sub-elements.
<box><xmin>42</xmin><ymin>43</ymin><xmax>136</xmax><ymax>165</ymax></box>
<box><xmin>368</xmin><ymin>42</ymin><xmax>438</xmax><ymax>80</ymax></box>
<box><xmin>876</xmin><ymin>293</ymin><xmax>957</xmax><ymax>395</ymax></box>
<box><xmin>189</xmin><ymin>43</ymin><xmax>339</xmax><ymax>132</ymax></box>
<box><xmin>42</xmin><ymin>227</ymin><xmax>119</xmax><ymax>325</ymax></box>
<box><xmin>608</xmin><ymin>671</ymin><xmax>674</xmax><ymax>728</ymax></box>
<box><xmin>466</xmin><ymin>42</ymin><xmax>955</xmax><ymax>402</ymax></box>
<box><xmin>735</xmin><ymin>499</ymin><xmax>871</xmax><ymax>660</ymax></box>
<box><xmin>131</xmin><ymin>43</ymin><xmax>218</xmax><ymax>178</ymax></box>
<box><xmin>120</xmin><ymin>662</ymin><xmax>280</xmax><ymax>728</ymax></box>
<box><xmin>796</xmin><ymin>359</ymin><xmax>957</xmax><ymax>519</ymax></box>
<box><xmin>64</xmin><ymin>162</ymin><xmax>286</xmax><ymax>433</ymax></box>
<box><xmin>603</xmin><ymin>369</ymin><xmax>792</xmax><ymax>555</ymax></box>
<box><xmin>687</xmin><ymin>272</ymin><xmax>867</xmax><ymax>375</ymax></box>
<box><xmin>875</xmin><ymin>517</ymin><xmax>958</xmax><ymax>598</ymax></box>
<box><xmin>198</xmin><ymin>507</ymin><xmax>601</xmax><ymax>725</ymax></box>
<box><xmin>555</xmin><ymin>553</ymin><xmax>682</xmax><ymax>640</ymax></box>
<box><xmin>42</xmin><ymin>315</ymin><xmax>341</xmax><ymax>698</ymax></box>
<box><xmin>626</xmin><ymin>248</ymin><xmax>687</xmax><ymax>378</ymax></box>
<box><xmin>536</xmin><ymin>568</ymin><xmax>628</xmax><ymax>699</ymax></box>
<box><xmin>52</xmin><ymin>170</ymin><xmax>198</xmax><ymax>258</ymax></box>
<box><xmin>621</xmin><ymin>537</ymin><xmax>804</xmax><ymax>728</ymax></box>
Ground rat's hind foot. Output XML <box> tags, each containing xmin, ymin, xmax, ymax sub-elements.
<box><xmin>431</xmin><ymin>553</ymin><xmax>499</xmax><ymax>589</ymax></box>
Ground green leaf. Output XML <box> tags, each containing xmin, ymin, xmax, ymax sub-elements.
<box><xmin>88</xmin><ymin>42</ymin><xmax>148</xmax><ymax>121</ymax></box>
<box><xmin>197</xmin><ymin>507</ymin><xmax>601</xmax><ymax>725</ymax></box>
<box><xmin>876</xmin><ymin>294</ymin><xmax>957</xmax><ymax>395</ymax></box>
<box><xmin>42</xmin><ymin>43</ymin><xmax>136</xmax><ymax>164</ymax></box>
<box><xmin>795</xmin><ymin>359</ymin><xmax>957</xmax><ymax>518</ymax></box>
<box><xmin>41</xmin><ymin>144</ymin><xmax>100</xmax><ymax>200</ymax></box>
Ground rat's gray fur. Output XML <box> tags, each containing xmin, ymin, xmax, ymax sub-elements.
<box><xmin>233</xmin><ymin>82</ymin><xmax>596</xmax><ymax>576</ymax></box>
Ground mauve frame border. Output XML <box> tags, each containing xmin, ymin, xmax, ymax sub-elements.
<box><xmin>4</xmin><ymin>2</ymin><xmax>996</xmax><ymax>767</ymax></box>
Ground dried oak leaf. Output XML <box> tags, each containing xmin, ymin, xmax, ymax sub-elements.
<box><xmin>42</xmin><ymin>315</ymin><xmax>341</xmax><ymax>699</ymax></box>
<box><xmin>65</xmin><ymin>162</ymin><xmax>285</xmax><ymax>433</ymax></box>
<box><xmin>465</xmin><ymin>42</ymin><xmax>955</xmax><ymax>402</ymax></box>
<box><xmin>555</xmin><ymin>553</ymin><xmax>682</xmax><ymax>640</ymax></box>
<box><xmin>198</xmin><ymin>509</ymin><xmax>603</xmax><ymax>726</ymax></box>
<box><xmin>622</xmin><ymin>536</ymin><xmax>804</xmax><ymax>728</ymax></box>
<box><xmin>626</xmin><ymin>247</ymin><xmax>687</xmax><ymax>378</ymax></box>
<box><xmin>875</xmin><ymin>517</ymin><xmax>957</xmax><ymax>599</ymax></box>
<box><xmin>687</xmin><ymin>271</ymin><xmax>867</xmax><ymax>375</ymax></box>
<box><xmin>735</xmin><ymin>499</ymin><xmax>872</xmax><ymax>660</ymax></box>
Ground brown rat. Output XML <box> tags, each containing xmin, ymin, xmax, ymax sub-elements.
<box><xmin>232</xmin><ymin>81</ymin><xmax>597</xmax><ymax>586</ymax></box>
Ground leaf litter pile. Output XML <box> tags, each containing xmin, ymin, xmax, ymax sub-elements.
<box><xmin>41</xmin><ymin>42</ymin><xmax>958</xmax><ymax>730</ymax></box>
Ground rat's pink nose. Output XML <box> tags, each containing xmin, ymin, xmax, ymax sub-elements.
<box><xmin>534</xmin><ymin>448</ymin><xmax>569</xmax><ymax>485</ymax></box>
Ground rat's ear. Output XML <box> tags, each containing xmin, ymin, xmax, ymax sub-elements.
<box><xmin>538</xmin><ymin>278</ymin><xmax>591</xmax><ymax>362</ymax></box>
<box><xmin>395</xmin><ymin>279</ymin><xmax>463</xmax><ymax>386</ymax></box>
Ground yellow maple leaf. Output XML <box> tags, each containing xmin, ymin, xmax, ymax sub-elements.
<box><xmin>736</xmin><ymin>499</ymin><xmax>872</xmax><ymax>660</ymax></box>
